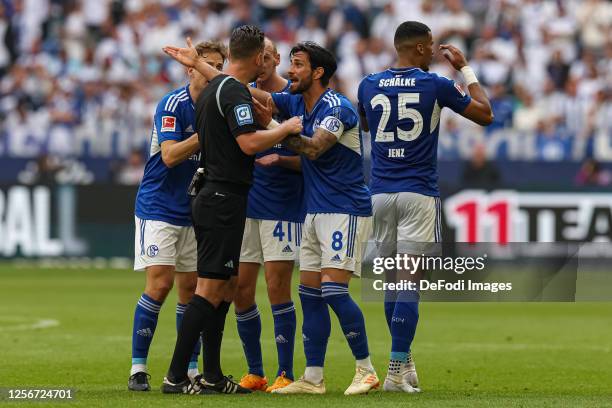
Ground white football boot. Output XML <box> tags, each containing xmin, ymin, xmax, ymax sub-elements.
<box><xmin>344</xmin><ymin>366</ymin><xmax>380</xmax><ymax>395</ymax></box>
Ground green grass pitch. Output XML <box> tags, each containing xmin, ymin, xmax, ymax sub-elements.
<box><xmin>1</xmin><ymin>266</ymin><xmax>611</xmax><ymax>407</ymax></box>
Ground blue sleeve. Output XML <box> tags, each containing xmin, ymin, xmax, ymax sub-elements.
<box><xmin>154</xmin><ymin>99</ymin><xmax>184</xmax><ymax>144</ymax></box>
<box><xmin>435</xmin><ymin>75</ymin><xmax>472</xmax><ymax>114</ymax></box>
<box><xmin>318</xmin><ymin>102</ymin><xmax>359</xmax><ymax>138</ymax></box>
<box><xmin>326</xmin><ymin>104</ymin><xmax>359</xmax><ymax>130</ymax></box>
<box><xmin>271</xmin><ymin>92</ymin><xmax>293</xmax><ymax>119</ymax></box>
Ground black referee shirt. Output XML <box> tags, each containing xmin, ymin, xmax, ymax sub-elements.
<box><xmin>196</xmin><ymin>74</ymin><xmax>258</xmax><ymax>187</ymax></box>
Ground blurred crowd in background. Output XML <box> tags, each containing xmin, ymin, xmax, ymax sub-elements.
<box><xmin>0</xmin><ymin>0</ymin><xmax>610</xmax><ymax>185</ymax></box>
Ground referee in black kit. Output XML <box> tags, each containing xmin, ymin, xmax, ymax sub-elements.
<box><xmin>161</xmin><ymin>26</ymin><xmax>303</xmax><ymax>394</ymax></box>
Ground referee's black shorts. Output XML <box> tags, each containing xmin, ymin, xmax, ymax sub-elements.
<box><xmin>191</xmin><ymin>182</ymin><xmax>248</xmax><ymax>280</ymax></box>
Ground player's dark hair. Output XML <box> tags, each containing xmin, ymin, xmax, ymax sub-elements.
<box><xmin>195</xmin><ymin>40</ymin><xmax>228</xmax><ymax>61</ymax></box>
<box><xmin>394</xmin><ymin>21</ymin><xmax>431</xmax><ymax>49</ymax></box>
<box><xmin>229</xmin><ymin>25</ymin><xmax>264</xmax><ymax>60</ymax></box>
<box><xmin>290</xmin><ymin>41</ymin><xmax>337</xmax><ymax>87</ymax></box>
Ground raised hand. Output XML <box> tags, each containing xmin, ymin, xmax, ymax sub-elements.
<box><xmin>440</xmin><ymin>44</ymin><xmax>468</xmax><ymax>71</ymax></box>
<box><xmin>162</xmin><ymin>37</ymin><xmax>199</xmax><ymax>68</ymax></box>
<box><xmin>253</xmin><ymin>97</ymin><xmax>273</xmax><ymax>128</ymax></box>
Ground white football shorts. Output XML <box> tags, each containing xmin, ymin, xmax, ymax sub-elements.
<box><xmin>299</xmin><ymin>213</ymin><xmax>372</xmax><ymax>276</ymax></box>
<box><xmin>372</xmin><ymin>192</ymin><xmax>442</xmax><ymax>256</ymax></box>
<box><xmin>134</xmin><ymin>216</ymin><xmax>197</xmax><ymax>272</ymax></box>
<box><xmin>240</xmin><ymin>218</ymin><xmax>301</xmax><ymax>264</ymax></box>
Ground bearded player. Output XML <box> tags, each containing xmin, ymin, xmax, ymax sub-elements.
<box><xmin>250</xmin><ymin>42</ymin><xmax>379</xmax><ymax>395</ymax></box>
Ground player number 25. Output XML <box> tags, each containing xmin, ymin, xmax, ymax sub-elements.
<box><xmin>371</xmin><ymin>93</ymin><xmax>423</xmax><ymax>142</ymax></box>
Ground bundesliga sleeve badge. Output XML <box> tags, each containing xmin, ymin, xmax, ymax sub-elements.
<box><xmin>161</xmin><ymin>116</ymin><xmax>176</xmax><ymax>132</ymax></box>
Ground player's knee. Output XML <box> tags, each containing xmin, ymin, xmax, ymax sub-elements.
<box><xmin>176</xmin><ymin>277</ymin><xmax>197</xmax><ymax>297</ymax></box>
<box><xmin>234</xmin><ymin>281</ymin><xmax>255</xmax><ymax>309</ymax></box>
<box><xmin>176</xmin><ymin>285</ymin><xmax>196</xmax><ymax>305</ymax></box>
<box><xmin>224</xmin><ymin>278</ymin><xmax>239</xmax><ymax>303</ymax></box>
<box><xmin>266</xmin><ymin>276</ymin><xmax>291</xmax><ymax>303</ymax></box>
<box><xmin>146</xmin><ymin>278</ymin><xmax>174</xmax><ymax>302</ymax></box>
<box><xmin>300</xmin><ymin>271</ymin><xmax>321</xmax><ymax>289</ymax></box>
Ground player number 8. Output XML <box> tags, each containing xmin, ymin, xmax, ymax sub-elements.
<box><xmin>331</xmin><ymin>231</ymin><xmax>343</xmax><ymax>250</ymax></box>
<box><xmin>371</xmin><ymin>93</ymin><xmax>423</xmax><ymax>142</ymax></box>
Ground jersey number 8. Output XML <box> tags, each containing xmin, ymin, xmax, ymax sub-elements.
<box><xmin>371</xmin><ymin>93</ymin><xmax>423</xmax><ymax>142</ymax></box>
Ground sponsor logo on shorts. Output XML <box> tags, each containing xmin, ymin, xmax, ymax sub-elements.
<box><xmin>275</xmin><ymin>335</ymin><xmax>288</xmax><ymax>344</ymax></box>
<box><xmin>147</xmin><ymin>245</ymin><xmax>159</xmax><ymax>257</ymax></box>
<box><xmin>224</xmin><ymin>260</ymin><xmax>234</xmax><ymax>268</ymax></box>
<box><xmin>302</xmin><ymin>334</ymin><xmax>310</xmax><ymax>342</ymax></box>
<box><xmin>282</xmin><ymin>245</ymin><xmax>293</xmax><ymax>253</ymax></box>
<box><xmin>330</xmin><ymin>254</ymin><xmax>342</xmax><ymax>262</ymax></box>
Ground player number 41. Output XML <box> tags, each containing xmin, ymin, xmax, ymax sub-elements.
<box><xmin>273</xmin><ymin>221</ymin><xmax>292</xmax><ymax>242</ymax></box>
<box><xmin>371</xmin><ymin>93</ymin><xmax>424</xmax><ymax>142</ymax></box>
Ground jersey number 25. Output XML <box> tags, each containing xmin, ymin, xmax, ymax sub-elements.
<box><xmin>371</xmin><ymin>93</ymin><xmax>423</xmax><ymax>142</ymax></box>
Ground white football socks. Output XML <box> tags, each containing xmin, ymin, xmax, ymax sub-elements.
<box><xmin>130</xmin><ymin>364</ymin><xmax>147</xmax><ymax>376</ymax></box>
<box><xmin>187</xmin><ymin>368</ymin><xmax>200</xmax><ymax>381</ymax></box>
<box><xmin>356</xmin><ymin>356</ymin><xmax>374</xmax><ymax>371</ymax></box>
<box><xmin>304</xmin><ymin>366</ymin><xmax>323</xmax><ymax>384</ymax></box>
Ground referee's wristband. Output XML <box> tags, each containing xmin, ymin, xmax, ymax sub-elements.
<box><xmin>266</xmin><ymin>119</ymin><xmax>280</xmax><ymax>130</ymax></box>
<box><xmin>460</xmin><ymin>66</ymin><xmax>478</xmax><ymax>86</ymax></box>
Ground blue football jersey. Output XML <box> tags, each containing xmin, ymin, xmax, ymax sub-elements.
<box><xmin>358</xmin><ymin>68</ymin><xmax>471</xmax><ymax>196</ymax></box>
<box><xmin>272</xmin><ymin>88</ymin><xmax>371</xmax><ymax>217</ymax></box>
<box><xmin>135</xmin><ymin>85</ymin><xmax>199</xmax><ymax>226</ymax></box>
<box><xmin>247</xmin><ymin>81</ymin><xmax>305</xmax><ymax>223</ymax></box>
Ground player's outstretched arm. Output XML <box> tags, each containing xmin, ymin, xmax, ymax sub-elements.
<box><xmin>440</xmin><ymin>44</ymin><xmax>494</xmax><ymax>126</ymax></box>
<box><xmin>162</xmin><ymin>37</ymin><xmax>221</xmax><ymax>81</ymax></box>
<box><xmin>282</xmin><ymin>128</ymin><xmax>337</xmax><ymax>161</ymax></box>
<box><xmin>236</xmin><ymin>117</ymin><xmax>303</xmax><ymax>155</ymax></box>
<box><xmin>160</xmin><ymin>134</ymin><xmax>200</xmax><ymax>168</ymax></box>
<box><xmin>255</xmin><ymin>153</ymin><xmax>302</xmax><ymax>172</ymax></box>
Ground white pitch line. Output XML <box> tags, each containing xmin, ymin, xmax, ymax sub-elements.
<box><xmin>396</xmin><ymin>341</ymin><xmax>610</xmax><ymax>353</ymax></box>
<box><xmin>0</xmin><ymin>318</ymin><xmax>60</xmax><ymax>332</ymax></box>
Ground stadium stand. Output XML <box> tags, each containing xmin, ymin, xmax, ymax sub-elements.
<box><xmin>0</xmin><ymin>0</ymin><xmax>610</xmax><ymax>184</ymax></box>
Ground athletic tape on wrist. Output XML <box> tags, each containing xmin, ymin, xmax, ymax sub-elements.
<box><xmin>266</xmin><ymin>119</ymin><xmax>280</xmax><ymax>130</ymax></box>
<box><xmin>461</xmin><ymin>66</ymin><xmax>478</xmax><ymax>85</ymax></box>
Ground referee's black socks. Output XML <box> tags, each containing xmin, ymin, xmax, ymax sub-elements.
<box><xmin>202</xmin><ymin>300</ymin><xmax>230</xmax><ymax>384</ymax></box>
<box><xmin>167</xmin><ymin>294</ymin><xmax>211</xmax><ymax>383</ymax></box>
<box><xmin>167</xmin><ymin>295</ymin><xmax>230</xmax><ymax>384</ymax></box>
